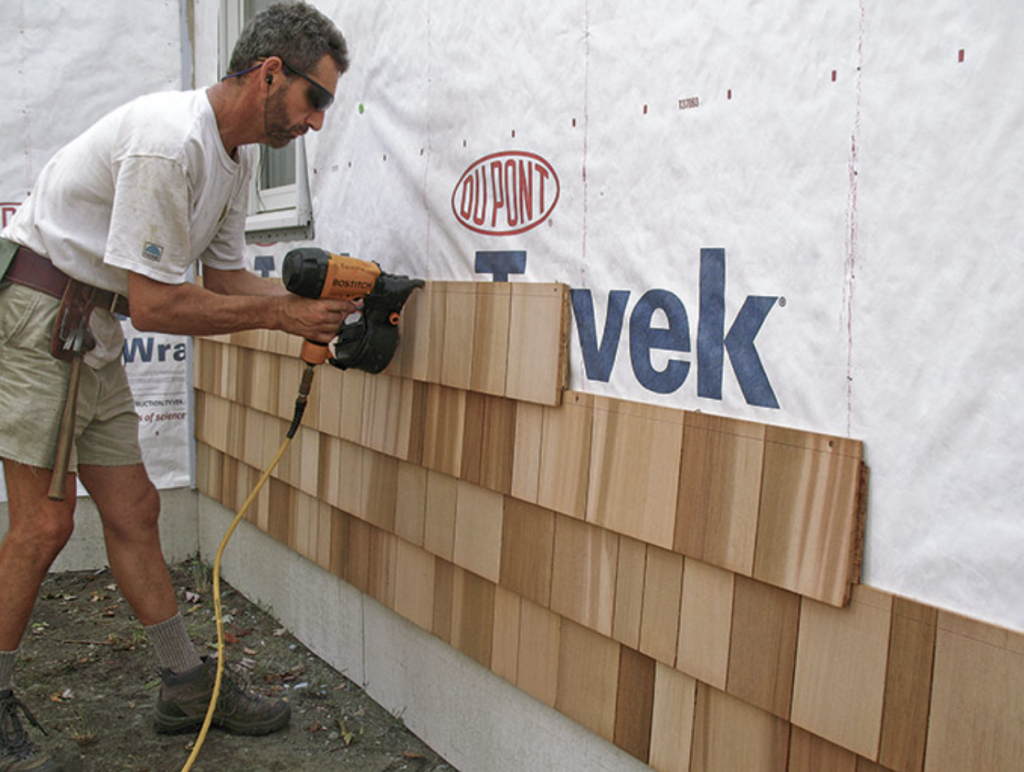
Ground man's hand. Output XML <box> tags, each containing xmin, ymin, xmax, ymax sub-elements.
<box><xmin>204</xmin><ymin>265</ymin><xmax>358</xmax><ymax>340</ymax></box>
<box><xmin>277</xmin><ymin>294</ymin><xmax>357</xmax><ymax>342</ymax></box>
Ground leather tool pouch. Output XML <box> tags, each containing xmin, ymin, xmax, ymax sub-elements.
<box><xmin>50</xmin><ymin>281</ymin><xmax>99</xmax><ymax>362</ymax></box>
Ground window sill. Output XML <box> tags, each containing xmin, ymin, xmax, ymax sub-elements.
<box><xmin>244</xmin><ymin>208</ymin><xmax>314</xmax><ymax>244</ymax></box>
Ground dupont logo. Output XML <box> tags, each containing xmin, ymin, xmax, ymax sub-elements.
<box><xmin>452</xmin><ymin>151</ymin><xmax>559</xmax><ymax>236</ymax></box>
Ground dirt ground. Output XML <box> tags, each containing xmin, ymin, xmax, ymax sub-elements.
<box><xmin>12</xmin><ymin>559</ymin><xmax>458</xmax><ymax>772</ymax></box>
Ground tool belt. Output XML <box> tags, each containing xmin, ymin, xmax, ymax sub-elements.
<box><xmin>4</xmin><ymin>245</ymin><xmax>130</xmax><ymax>361</ymax></box>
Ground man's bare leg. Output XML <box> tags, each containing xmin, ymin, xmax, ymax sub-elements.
<box><xmin>79</xmin><ymin>462</ymin><xmax>202</xmax><ymax>678</ymax></box>
<box><xmin>0</xmin><ymin>460</ymin><xmax>76</xmax><ymax>652</ymax></box>
<box><xmin>77</xmin><ymin>462</ymin><xmax>290</xmax><ymax>735</ymax></box>
<box><xmin>0</xmin><ymin>461</ymin><xmax>74</xmax><ymax>771</ymax></box>
<box><xmin>77</xmin><ymin>463</ymin><xmax>179</xmax><ymax>626</ymax></box>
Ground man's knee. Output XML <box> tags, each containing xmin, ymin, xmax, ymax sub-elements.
<box><xmin>36</xmin><ymin>516</ymin><xmax>76</xmax><ymax>556</ymax></box>
<box><xmin>5</xmin><ymin>505</ymin><xmax>76</xmax><ymax>562</ymax></box>
<box><xmin>100</xmin><ymin>478</ymin><xmax>162</xmax><ymax>537</ymax></box>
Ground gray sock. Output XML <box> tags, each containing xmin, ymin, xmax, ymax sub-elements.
<box><xmin>0</xmin><ymin>648</ymin><xmax>17</xmax><ymax>692</ymax></box>
<box><xmin>145</xmin><ymin>612</ymin><xmax>203</xmax><ymax>675</ymax></box>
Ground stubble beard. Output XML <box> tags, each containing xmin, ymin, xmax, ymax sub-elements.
<box><xmin>264</xmin><ymin>90</ymin><xmax>304</xmax><ymax>149</ymax></box>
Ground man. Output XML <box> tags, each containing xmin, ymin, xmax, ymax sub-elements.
<box><xmin>0</xmin><ymin>3</ymin><xmax>354</xmax><ymax>770</ymax></box>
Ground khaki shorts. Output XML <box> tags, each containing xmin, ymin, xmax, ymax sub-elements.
<box><xmin>0</xmin><ymin>283</ymin><xmax>142</xmax><ymax>471</ymax></box>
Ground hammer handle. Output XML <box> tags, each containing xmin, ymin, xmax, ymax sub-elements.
<box><xmin>48</xmin><ymin>356</ymin><xmax>83</xmax><ymax>501</ymax></box>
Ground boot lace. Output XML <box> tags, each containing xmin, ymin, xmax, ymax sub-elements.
<box><xmin>215</xmin><ymin>662</ymin><xmax>266</xmax><ymax>714</ymax></box>
<box><xmin>0</xmin><ymin>693</ymin><xmax>47</xmax><ymax>761</ymax></box>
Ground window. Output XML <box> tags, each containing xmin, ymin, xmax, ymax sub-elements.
<box><xmin>221</xmin><ymin>0</ymin><xmax>314</xmax><ymax>242</ymax></box>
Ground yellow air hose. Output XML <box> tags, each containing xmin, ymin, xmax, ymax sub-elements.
<box><xmin>179</xmin><ymin>363</ymin><xmax>316</xmax><ymax>772</ymax></box>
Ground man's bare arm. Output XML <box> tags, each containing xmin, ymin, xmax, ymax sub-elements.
<box><xmin>202</xmin><ymin>265</ymin><xmax>287</xmax><ymax>297</ymax></box>
<box><xmin>127</xmin><ymin>271</ymin><xmax>352</xmax><ymax>341</ymax></box>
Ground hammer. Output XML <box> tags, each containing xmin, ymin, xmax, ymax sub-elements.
<box><xmin>48</xmin><ymin>326</ymin><xmax>88</xmax><ymax>501</ymax></box>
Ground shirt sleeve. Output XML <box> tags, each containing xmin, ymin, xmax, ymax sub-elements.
<box><xmin>103</xmin><ymin>153</ymin><xmax>193</xmax><ymax>284</ymax></box>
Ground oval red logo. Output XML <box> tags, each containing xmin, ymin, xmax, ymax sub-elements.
<box><xmin>451</xmin><ymin>151</ymin><xmax>560</xmax><ymax>236</ymax></box>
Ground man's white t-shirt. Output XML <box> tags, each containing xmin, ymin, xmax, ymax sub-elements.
<box><xmin>3</xmin><ymin>89</ymin><xmax>256</xmax><ymax>365</ymax></box>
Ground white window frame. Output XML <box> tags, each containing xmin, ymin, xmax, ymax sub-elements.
<box><xmin>221</xmin><ymin>0</ymin><xmax>314</xmax><ymax>242</ymax></box>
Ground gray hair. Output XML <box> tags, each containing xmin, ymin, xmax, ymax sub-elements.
<box><xmin>228</xmin><ymin>1</ymin><xmax>349</xmax><ymax>76</ymax></box>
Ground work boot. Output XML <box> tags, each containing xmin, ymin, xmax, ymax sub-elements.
<box><xmin>154</xmin><ymin>657</ymin><xmax>290</xmax><ymax>736</ymax></box>
<box><xmin>0</xmin><ymin>690</ymin><xmax>62</xmax><ymax>772</ymax></box>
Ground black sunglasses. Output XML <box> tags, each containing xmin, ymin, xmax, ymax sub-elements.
<box><xmin>222</xmin><ymin>56</ymin><xmax>335</xmax><ymax>112</ymax></box>
<box><xmin>280</xmin><ymin>58</ymin><xmax>335</xmax><ymax>112</ymax></box>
